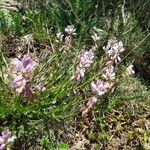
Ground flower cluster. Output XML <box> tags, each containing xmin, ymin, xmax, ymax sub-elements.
<box><xmin>11</xmin><ymin>75</ymin><xmax>27</xmax><ymax>94</ymax></box>
<box><xmin>102</xmin><ymin>65</ymin><xmax>115</xmax><ymax>80</ymax></box>
<box><xmin>56</xmin><ymin>25</ymin><xmax>76</xmax><ymax>49</ymax></box>
<box><xmin>0</xmin><ymin>130</ymin><xmax>16</xmax><ymax>150</ymax></box>
<box><xmin>35</xmin><ymin>83</ymin><xmax>46</xmax><ymax>92</ymax></box>
<box><xmin>65</xmin><ymin>25</ymin><xmax>76</xmax><ymax>49</ymax></box>
<box><xmin>82</xmin><ymin>38</ymin><xmax>125</xmax><ymax>116</ymax></box>
<box><xmin>75</xmin><ymin>49</ymin><xmax>94</xmax><ymax>81</ymax></box>
<box><xmin>124</xmin><ymin>64</ymin><xmax>135</xmax><ymax>76</ymax></box>
<box><xmin>90</xmin><ymin>38</ymin><xmax>124</xmax><ymax>97</ymax></box>
<box><xmin>13</xmin><ymin>54</ymin><xmax>36</xmax><ymax>75</ymax></box>
<box><xmin>65</xmin><ymin>25</ymin><xmax>76</xmax><ymax>35</ymax></box>
<box><xmin>103</xmin><ymin>38</ymin><xmax>125</xmax><ymax>64</ymax></box>
<box><xmin>91</xmin><ymin>79</ymin><xmax>114</xmax><ymax>96</ymax></box>
<box><xmin>11</xmin><ymin>54</ymin><xmax>37</xmax><ymax>101</ymax></box>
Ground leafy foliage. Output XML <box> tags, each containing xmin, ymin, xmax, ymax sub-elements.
<box><xmin>0</xmin><ymin>0</ymin><xmax>149</xmax><ymax>149</ymax></box>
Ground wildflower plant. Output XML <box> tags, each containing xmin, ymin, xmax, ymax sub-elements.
<box><xmin>10</xmin><ymin>54</ymin><xmax>37</xmax><ymax>100</ymax></box>
<box><xmin>0</xmin><ymin>130</ymin><xmax>16</xmax><ymax>150</ymax></box>
<box><xmin>0</xmin><ymin>0</ymin><xmax>149</xmax><ymax>149</ymax></box>
<box><xmin>75</xmin><ymin>49</ymin><xmax>94</xmax><ymax>81</ymax></box>
<box><xmin>82</xmin><ymin>38</ymin><xmax>125</xmax><ymax>116</ymax></box>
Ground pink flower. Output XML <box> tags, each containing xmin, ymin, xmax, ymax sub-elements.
<box><xmin>0</xmin><ymin>130</ymin><xmax>16</xmax><ymax>150</ymax></box>
<box><xmin>125</xmin><ymin>64</ymin><xmax>135</xmax><ymax>76</ymax></box>
<box><xmin>12</xmin><ymin>75</ymin><xmax>36</xmax><ymax>101</ymax></box>
<box><xmin>65</xmin><ymin>25</ymin><xmax>76</xmax><ymax>35</ymax></box>
<box><xmin>79</xmin><ymin>49</ymin><xmax>94</xmax><ymax>68</ymax></box>
<box><xmin>77</xmin><ymin>67</ymin><xmax>85</xmax><ymax>78</ymax></box>
<box><xmin>103</xmin><ymin>38</ymin><xmax>125</xmax><ymax>64</ymax></box>
<box><xmin>13</xmin><ymin>55</ymin><xmax>36</xmax><ymax>74</ymax></box>
<box><xmin>75</xmin><ymin>49</ymin><xmax>94</xmax><ymax>81</ymax></box>
<box><xmin>82</xmin><ymin>38</ymin><xmax>124</xmax><ymax>114</ymax></box>
<box><xmin>7</xmin><ymin>136</ymin><xmax>17</xmax><ymax>143</ymax></box>
<box><xmin>11</xmin><ymin>55</ymin><xmax>37</xmax><ymax>101</ymax></box>
<box><xmin>0</xmin><ymin>137</ymin><xmax>4</xmax><ymax>144</ymax></box>
<box><xmin>102</xmin><ymin>65</ymin><xmax>115</xmax><ymax>80</ymax></box>
<box><xmin>35</xmin><ymin>83</ymin><xmax>46</xmax><ymax>91</ymax></box>
<box><xmin>11</xmin><ymin>75</ymin><xmax>27</xmax><ymax>93</ymax></box>
<box><xmin>91</xmin><ymin>79</ymin><xmax>108</xmax><ymax>96</ymax></box>
<box><xmin>75</xmin><ymin>68</ymin><xmax>85</xmax><ymax>81</ymax></box>
<box><xmin>0</xmin><ymin>144</ymin><xmax>5</xmax><ymax>150</ymax></box>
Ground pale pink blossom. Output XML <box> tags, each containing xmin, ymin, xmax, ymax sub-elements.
<box><xmin>76</xmin><ymin>67</ymin><xmax>85</xmax><ymax>81</ymax></box>
<box><xmin>13</xmin><ymin>55</ymin><xmax>36</xmax><ymax>74</ymax></box>
<box><xmin>91</xmin><ymin>80</ymin><xmax>108</xmax><ymax>96</ymax></box>
<box><xmin>82</xmin><ymin>38</ymin><xmax>125</xmax><ymax>115</ymax></box>
<box><xmin>11</xmin><ymin>75</ymin><xmax>27</xmax><ymax>93</ymax></box>
<box><xmin>79</xmin><ymin>49</ymin><xmax>94</xmax><ymax>68</ymax></box>
<box><xmin>11</xmin><ymin>55</ymin><xmax>37</xmax><ymax>100</ymax></box>
<box><xmin>35</xmin><ymin>83</ymin><xmax>46</xmax><ymax>91</ymax></box>
<box><xmin>0</xmin><ymin>130</ymin><xmax>16</xmax><ymax>150</ymax></box>
<box><xmin>12</xmin><ymin>75</ymin><xmax>36</xmax><ymax>100</ymax></box>
<box><xmin>76</xmin><ymin>67</ymin><xmax>85</xmax><ymax>78</ymax></box>
<box><xmin>75</xmin><ymin>49</ymin><xmax>94</xmax><ymax>81</ymax></box>
<box><xmin>103</xmin><ymin>38</ymin><xmax>125</xmax><ymax>63</ymax></box>
<box><xmin>0</xmin><ymin>137</ymin><xmax>4</xmax><ymax>144</ymax></box>
<box><xmin>102</xmin><ymin>65</ymin><xmax>115</xmax><ymax>80</ymax></box>
<box><xmin>0</xmin><ymin>144</ymin><xmax>5</xmax><ymax>150</ymax></box>
<box><xmin>125</xmin><ymin>64</ymin><xmax>135</xmax><ymax>76</ymax></box>
<box><xmin>7</xmin><ymin>136</ymin><xmax>17</xmax><ymax>143</ymax></box>
<box><xmin>65</xmin><ymin>25</ymin><xmax>76</xmax><ymax>35</ymax></box>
